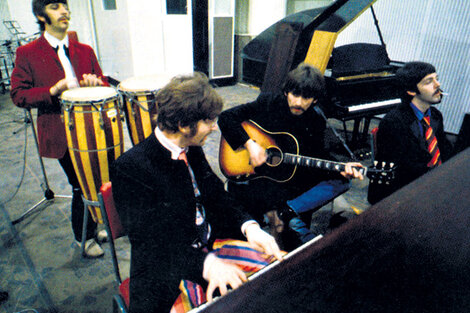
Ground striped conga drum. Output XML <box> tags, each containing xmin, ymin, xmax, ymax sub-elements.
<box><xmin>118</xmin><ymin>74</ymin><xmax>172</xmax><ymax>145</ymax></box>
<box><xmin>61</xmin><ymin>87</ymin><xmax>124</xmax><ymax>224</ymax></box>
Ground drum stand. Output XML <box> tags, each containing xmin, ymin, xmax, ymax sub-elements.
<box><xmin>11</xmin><ymin>109</ymin><xmax>71</xmax><ymax>225</ymax></box>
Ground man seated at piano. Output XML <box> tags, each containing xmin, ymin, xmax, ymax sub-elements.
<box><xmin>218</xmin><ymin>63</ymin><xmax>364</xmax><ymax>249</ymax></box>
<box><xmin>368</xmin><ymin>61</ymin><xmax>453</xmax><ymax>204</ymax></box>
<box><xmin>110</xmin><ymin>72</ymin><xmax>283</xmax><ymax>313</ymax></box>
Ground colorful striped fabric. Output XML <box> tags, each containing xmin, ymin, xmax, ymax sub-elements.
<box><xmin>170</xmin><ymin>239</ymin><xmax>286</xmax><ymax>313</ymax></box>
<box><xmin>422</xmin><ymin>116</ymin><xmax>442</xmax><ymax>168</ymax></box>
<box><xmin>170</xmin><ymin>280</ymin><xmax>206</xmax><ymax>313</ymax></box>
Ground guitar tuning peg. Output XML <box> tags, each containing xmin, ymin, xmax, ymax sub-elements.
<box><xmin>374</xmin><ymin>160</ymin><xmax>378</xmax><ymax>166</ymax></box>
<box><xmin>390</xmin><ymin>162</ymin><xmax>395</xmax><ymax>168</ymax></box>
<box><xmin>382</xmin><ymin>161</ymin><xmax>386</xmax><ymax>168</ymax></box>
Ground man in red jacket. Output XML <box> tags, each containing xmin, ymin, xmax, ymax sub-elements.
<box><xmin>11</xmin><ymin>0</ymin><xmax>108</xmax><ymax>257</ymax></box>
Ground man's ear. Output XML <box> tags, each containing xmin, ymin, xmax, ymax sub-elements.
<box><xmin>36</xmin><ymin>15</ymin><xmax>46</xmax><ymax>23</ymax></box>
<box><xmin>407</xmin><ymin>90</ymin><xmax>416</xmax><ymax>97</ymax></box>
<box><xmin>178</xmin><ymin>123</ymin><xmax>191</xmax><ymax>135</ymax></box>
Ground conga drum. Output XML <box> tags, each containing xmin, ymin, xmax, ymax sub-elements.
<box><xmin>61</xmin><ymin>87</ymin><xmax>124</xmax><ymax>224</ymax></box>
<box><xmin>118</xmin><ymin>74</ymin><xmax>172</xmax><ymax>145</ymax></box>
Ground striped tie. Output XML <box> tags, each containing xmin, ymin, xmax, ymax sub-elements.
<box><xmin>178</xmin><ymin>151</ymin><xmax>211</xmax><ymax>249</ymax></box>
<box><xmin>422</xmin><ymin>116</ymin><xmax>442</xmax><ymax>167</ymax></box>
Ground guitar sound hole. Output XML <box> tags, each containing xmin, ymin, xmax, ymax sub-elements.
<box><xmin>266</xmin><ymin>147</ymin><xmax>283</xmax><ymax>167</ymax></box>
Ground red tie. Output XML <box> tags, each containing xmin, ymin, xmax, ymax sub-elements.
<box><xmin>422</xmin><ymin>116</ymin><xmax>442</xmax><ymax>167</ymax></box>
<box><xmin>178</xmin><ymin>150</ymin><xmax>188</xmax><ymax>165</ymax></box>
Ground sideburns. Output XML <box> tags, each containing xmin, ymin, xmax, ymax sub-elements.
<box><xmin>181</xmin><ymin>124</ymin><xmax>198</xmax><ymax>138</ymax></box>
<box><xmin>42</xmin><ymin>13</ymin><xmax>52</xmax><ymax>25</ymax></box>
<box><xmin>188</xmin><ymin>125</ymin><xmax>198</xmax><ymax>137</ymax></box>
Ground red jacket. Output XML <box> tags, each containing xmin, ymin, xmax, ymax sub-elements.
<box><xmin>10</xmin><ymin>34</ymin><xmax>108</xmax><ymax>158</ymax></box>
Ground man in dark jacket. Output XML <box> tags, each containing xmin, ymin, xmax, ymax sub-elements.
<box><xmin>368</xmin><ymin>61</ymin><xmax>453</xmax><ymax>204</ymax></box>
<box><xmin>218</xmin><ymin>63</ymin><xmax>363</xmax><ymax>247</ymax></box>
<box><xmin>111</xmin><ymin>72</ymin><xmax>282</xmax><ymax>312</ymax></box>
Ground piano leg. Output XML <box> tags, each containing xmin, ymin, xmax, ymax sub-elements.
<box><xmin>341</xmin><ymin>117</ymin><xmax>373</xmax><ymax>158</ymax></box>
<box><xmin>362</xmin><ymin>117</ymin><xmax>371</xmax><ymax>143</ymax></box>
<box><xmin>352</xmin><ymin>118</ymin><xmax>361</xmax><ymax>146</ymax></box>
<box><xmin>342</xmin><ymin>120</ymin><xmax>348</xmax><ymax>141</ymax></box>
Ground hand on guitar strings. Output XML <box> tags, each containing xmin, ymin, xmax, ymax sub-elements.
<box><xmin>341</xmin><ymin>162</ymin><xmax>364</xmax><ymax>180</ymax></box>
<box><xmin>245</xmin><ymin>139</ymin><xmax>267</xmax><ymax>167</ymax></box>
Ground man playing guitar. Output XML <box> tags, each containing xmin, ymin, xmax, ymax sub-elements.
<box><xmin>218</xmin><ymin>63</ymin><xmax>364</xmax><ymax>249</ymax></box>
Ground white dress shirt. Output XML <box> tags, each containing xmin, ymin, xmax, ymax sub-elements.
<box><xmin>44</xmin><ymin>31</ymin><xmax>79</xmax><ymax>88</ymax></box>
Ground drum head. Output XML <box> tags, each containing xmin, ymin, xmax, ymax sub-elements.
<box><xmin>118</xmin><ymin>74</ymin><xmax>173</xmax><ymax>93</ymax></box>
<box><xmin>61</xmin><ymin>86</ymin><xmax>118</xmax><ymax>102</ymax></box>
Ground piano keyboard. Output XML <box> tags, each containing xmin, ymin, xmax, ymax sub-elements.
<box><xmin>347</xmin><ymin>98</ymin><xmax>401</xmax><ymax>113</ymax></box>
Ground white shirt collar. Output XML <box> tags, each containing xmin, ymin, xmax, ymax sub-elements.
<box><xmin>155</xmin><ymin>126</ymin><xmax>186</xmax><ymax>160</ymax></box>
<box><xmin>44</xmin><ymin>31</ymin><xmax>69</xmax><ymax>48</ymax></box>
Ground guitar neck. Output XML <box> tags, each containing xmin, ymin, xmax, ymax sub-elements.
<box><xmin>283</xmin><ymin>153</ymin><xmax>367</xmax><ymax>176</ymax></box>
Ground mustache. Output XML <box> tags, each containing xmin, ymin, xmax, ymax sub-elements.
<box><xmin>437</xmin><ymin>88</ymin><xmax>448</xmax><ymax>96</ymax></box>
<box><xmin>291</xmin><ymin>106</ymin><xmax>306</xmax><ymax>112</ymax></box>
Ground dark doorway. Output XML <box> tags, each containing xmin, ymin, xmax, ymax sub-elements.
<box><xmin>192</xmin><ymin>0</ymin><xmax>209</xmax><ymax>75</ymax></box>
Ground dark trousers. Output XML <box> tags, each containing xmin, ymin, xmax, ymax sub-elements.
<box><xmin>58</xmin><ymin>151</ymin><xmax>97</xmax><ymax>241</ymax></box>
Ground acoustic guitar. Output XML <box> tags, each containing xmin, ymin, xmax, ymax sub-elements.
<box><xmin>219</xmin><ymin>120</ymin><xmax>395</xmax><ymax>183</ymax></box>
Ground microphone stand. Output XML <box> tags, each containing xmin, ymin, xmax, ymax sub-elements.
<box><xmin>313</xmin><ymin>105</ymin><xmax>358</xmax><ymax>161</ymax></box>
<box><xmin>11</xmin><ymin>109</ymin><xmax>71</xmax><ymax>225</ymax></box>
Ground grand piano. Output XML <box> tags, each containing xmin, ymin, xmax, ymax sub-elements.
<box><xmin>190</xmin><ymin>145</ymin><xmax>470</xmax><ymax>311</ymax></box>
<box><xmin>241</xmin><ymin>0</ymin><xmax>403</xmax><ymax>151</ymax></box>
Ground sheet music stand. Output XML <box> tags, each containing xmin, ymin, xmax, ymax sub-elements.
<box><xmin>11</xmin><ymin>109</ymin><xmax>71</xmax><ymax>225</ymax></box>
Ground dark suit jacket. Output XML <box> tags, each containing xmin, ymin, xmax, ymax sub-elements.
<box><xmin>110</xmin><ymin>134</ymin><xmax>252</xmax><ymax>312</ymax></box>
<box><xmin>368</xmin><ymin>102</ymin><xmax>453</xmax><ymax>204</ymax></box>
<box><xmin>10</xmin><ymin>34</ymin><xmax>107</xmax><ymax>158</ymax></box>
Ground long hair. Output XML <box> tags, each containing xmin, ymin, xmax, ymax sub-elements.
<box><xmin>156</xmin><ymin>72</ymin><xmax>223</xmax><ymax>136</ymax></box>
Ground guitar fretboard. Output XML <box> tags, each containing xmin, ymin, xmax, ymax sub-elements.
<box><xmin>283</xmin><ymin>153</ymin><xmax>367</xmax><ymax>175</ymax></box>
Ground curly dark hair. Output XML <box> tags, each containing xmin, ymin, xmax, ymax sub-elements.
<box><xmin>156</xmin><ymin>72</ymin><xmax>223</xmax><ymax>136</ymax></box>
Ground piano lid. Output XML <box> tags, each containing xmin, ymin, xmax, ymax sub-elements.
<box><xmin>241</xmin><ymin>0</ymin><xmax>379</xmax><ymax>86</ymax></box>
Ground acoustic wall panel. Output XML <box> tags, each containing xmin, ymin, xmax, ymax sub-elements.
<box><xmin>211</xmin><ymin>17</ymin><xmax>233</xmax><ymax>78</ymax></box>
<box><xmin>209</xmin><ymin>0</ymin><xmax>235</xmax><ymax>80</ymax></box>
